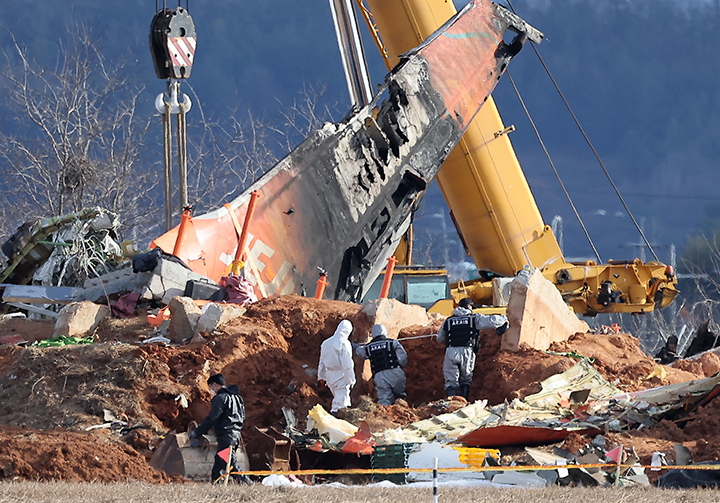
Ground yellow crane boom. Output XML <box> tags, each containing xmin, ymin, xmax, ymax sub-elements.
<box><xmin>361</xmin><ymin>0</ymin><xmax>678</xmax><ymax>315</ymax></box>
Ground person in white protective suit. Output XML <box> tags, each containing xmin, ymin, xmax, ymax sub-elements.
<box><xmin>318</xmin><ymin>319</ymin><xmax>356</xmax><ymax>413</ymax></box>
<box><xmin>436</xmin><ymin>298</ymin><xmax>508</xmax><ymax>399</ymax></box>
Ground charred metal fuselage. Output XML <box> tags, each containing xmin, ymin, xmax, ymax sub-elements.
<box><xmin>152</xmin><ymin>1</ymin><xmax>542</xmax><ymax>302</ymax></box>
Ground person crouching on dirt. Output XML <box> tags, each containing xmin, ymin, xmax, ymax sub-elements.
<box><xmin>436</xmin><ymin>298</ymin><xmax>508</xmax><ymax>399</ymax></box>
<box><xmin>318</xmin><ymin>319</ymin><xmax>356</xmax><ymax>413</ymax></box>
<box><xmin>355</xmin><ymin>323</ymin><xmax>408</xmax><ymax>406</ymax></box>
<box><xmin>190</xmin><ymin>373</ymin><xmax>251</xmax><ymax>484</ymax></box>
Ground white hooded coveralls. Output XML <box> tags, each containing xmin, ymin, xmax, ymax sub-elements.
<box><xmin>318</xmin><ymin>319</ymin><xmax>356</xmax><ymax>412</ymax></box>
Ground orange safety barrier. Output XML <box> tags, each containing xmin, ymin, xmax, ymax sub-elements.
<box><xmin>379</xmin><ymin>256</ymin><xmax>398</xmax><ymax>299</ymax></box>
<box><xmin>315</xmin><ymin>273</ymin><xmax>329</xmax><ymax>299</ymax></box>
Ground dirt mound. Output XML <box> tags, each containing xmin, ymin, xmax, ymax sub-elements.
<box><xmin>0</xmin><ymin>425</ymin><xmax>168</xmax><ymax>482</ymax></box>
<box><xmin>0</xmin><ymin>296</ymin><xmax>717</xmax><ymax>482</ymax></box>
<box><xmin>550</xmin><ymin>332</ymin><xmax>700</xmax><ymax>390</ymax></box>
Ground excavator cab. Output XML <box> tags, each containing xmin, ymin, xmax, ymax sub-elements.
<box><xmin>361</xmin><ymin>266</ymin><xmax>451</xmax><ymax>309</ymax></box>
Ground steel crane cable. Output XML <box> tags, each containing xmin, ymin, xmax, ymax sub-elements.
<box><xmin>155</xmin><ymin>1</ymin><xmax>188</xmax><ymax>9</ymax></box>
<box><xmin>506</xmin><ymin>0</ymin><xmax>660</xmax><ymax>262</ymax></box>
<box><xmin>505</xmin><ymin>71</ymin><xmax>602</xmax><ymax>263</ymax></box>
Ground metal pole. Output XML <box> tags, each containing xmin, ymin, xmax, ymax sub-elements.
<box><xmin>379</xmin><ymin>256</ymin><xmax>398</xmax><ymax>299</ymax></box>
<box><xmin>223</xmin><ymin>445</ymin><xmax>233</xmax><ymax>486</ymax></box>
<box><xmin>232</xmin><ymin>190</ymin><xmax>262</xmax><ymax>275</ymax></box>
<box><xmin>328</xmin><ymin>0</ymin><xmax>373</xmax><ymax>107</ymax></box>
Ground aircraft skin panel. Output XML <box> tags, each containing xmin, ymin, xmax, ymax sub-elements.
<box><xmin>151</xmin><ymin>0</ymin><xmax>541</xmax><ymax>301</ymax></box>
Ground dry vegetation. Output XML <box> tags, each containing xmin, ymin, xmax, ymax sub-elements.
<box><xmin>0</xmin><ymin>482</ymin><xmax>716</xmax><ymax>503</ymax></box>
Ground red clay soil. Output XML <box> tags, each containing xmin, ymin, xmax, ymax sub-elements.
<box><xmin>0</xmin><ymin>425</ymin><xmax>168</xmax><ymax>482</ymax></box>
<box><xmin>0</xmin><ymin>295</ymin><xmax>718</xmax><ymax>482</ymax></box>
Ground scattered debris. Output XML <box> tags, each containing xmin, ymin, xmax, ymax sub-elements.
<box><xmin>0</xmin><ymin>294</ymin><xmax>717</xmax><ymax>486</ymax></box>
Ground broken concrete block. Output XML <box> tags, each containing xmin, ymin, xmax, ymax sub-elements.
<box><xmin>501</xmin><ymin>269</ymin><xmax>589</xmax><ymax>352</ymax></box>
<box><xmin>141</xmin><ymin>258</ymin><xmax>214</xmax><ymax>305</ymax></box>
<box><xmin>75</xmin><ymin>264</ymin><xmax>152</xmax><ymax>303</ymax></box>
<box><xmin>168</xmin><ymin>296</ymin><xmax>202</xmax><ymax>343</ymax></box>
<box><xmin>53</xmin><ymin>301</ymin><xmax>110</xmax><ymax>338</ymax></box>
<box><xmin>194</xmin><ymin>303</ymin><xmax>246</xmax><ymax>337</ymax></box>
<box><xmin>360</xmin><ymin>298</ymin><xmax>430</xmax><ymax>339</ymax></box>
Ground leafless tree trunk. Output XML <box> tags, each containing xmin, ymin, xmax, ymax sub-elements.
<box><xmin>0</xmin><ymin>25</ymin><xmax>158</xmax><ymax>245</ymax></box>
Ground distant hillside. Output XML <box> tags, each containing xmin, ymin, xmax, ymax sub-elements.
<box><xmin>0</xmin><ymin>0</ymin><xmax>718</xmax><ymax>267</ymax></box>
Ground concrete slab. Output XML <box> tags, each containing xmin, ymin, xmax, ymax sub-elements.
<box><xmin>2</xmin><ymin>284</ymin><xmax>80</xmax><ymax>304</ymax></box>
<box><xmin>360</xmin><ymin>298</ymin><xmax>431</xmax><ymax>339</ymax></box>
<box><xmin>194</xmin><ymin>303</ymin><xmax>247</xmax><ymax>337</ymax></box>
<box><xmin>75</xmin><ymin>266</ymin><xmax>152</xmax><ymax>302</ymax></box>
<box><xmin>168</xmin><ymin>296</ymin><xmax>202</xmax><ymax>343</ymax></box>
<box><xmin>501</xmin><ymin>269</ymin><xmax>589</xmax><ymax>352</ymax></box>
<box><xmin>141</xmin><ymin>258</ymin><xmax>214</xmax><ymax>305</ymax></box>
<box><xmin>53</xmin><ymin>301</ymin><xmax>111</xmax><ymax>338</ymax></box>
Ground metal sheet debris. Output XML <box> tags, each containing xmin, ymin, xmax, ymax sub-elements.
<box><xmin>1</xmin><ymin>208</ymin><xmax>121</xmax><ymax>287</ymax></box>
<box><xmin>372</xmin><ymin>359</ymin><xmax>720</xmax><ymax>449</ymax></box>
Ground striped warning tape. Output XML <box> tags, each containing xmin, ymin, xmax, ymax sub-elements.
<box><xmin>221</xmin><ymin>463</ymin><xmax>720</xmax><ymax>478</ymax></box>
<box><xmin>167</xmin><ymin>36</ymin><xmax>196</xmax><ymax>67</ymax></box>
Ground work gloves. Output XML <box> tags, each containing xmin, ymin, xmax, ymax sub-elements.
<box><xmin>189</xmin><ymin>430</ymin><xmax>200</xmax><ymax>448</ymax></box>
<box><xmin>496</xmin><ymin>322</ymin><xmax>509</xmax><ymax>336</ymax></box>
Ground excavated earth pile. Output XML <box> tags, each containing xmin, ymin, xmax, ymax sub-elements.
<box><xmin>0</xmin><ymin>294</ymin><xmax>718</xmax><ymax>482</ymax></box>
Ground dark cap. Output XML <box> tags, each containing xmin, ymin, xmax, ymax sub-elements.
<box><xmin>458</xmin><ymin>298</ymin><xmax>473</xmax><ymax>309</ymax></box>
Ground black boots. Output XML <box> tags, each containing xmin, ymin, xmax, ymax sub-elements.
<box><xmin>447</xmin><ymin>385</ymin><xmax>470</xmax><ymax>399</ymax></box>
<box><xmin>459</xmin><ymin>384</ymin><xmax>470</xmax><ymax>399</ymax></box>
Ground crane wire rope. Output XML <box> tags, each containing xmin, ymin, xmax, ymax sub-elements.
<box><xmin>506</xmin><ymin>71</ymin><xmax>602</xmax><ymax>263</ymax></box>
<box><xmin>506</xmin><ymin>0</ymin><xmax>660</xmax><ymax>262</ymax></box>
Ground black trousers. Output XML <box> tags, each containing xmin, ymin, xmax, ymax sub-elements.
<box><xmin>211</xmin><ymin>440</ymin><xmax>251</xmax><ymax>484</ymax></box>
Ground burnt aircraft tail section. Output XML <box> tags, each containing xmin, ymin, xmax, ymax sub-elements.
<box><xmin>151</xmin><ymin>0</ymin><xmax>542</xmax><ymax>302</ymax></box>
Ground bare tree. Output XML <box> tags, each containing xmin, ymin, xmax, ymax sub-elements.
<box><xmin>178</xmin><ymin>82</ymin><xmax>339</xmax><ymax>216</ymax></box>
<box><xmin>179</xmin><ymin>89</ymin><xmax>282</xmax><ymax>215</ymax></box>
<box><xmin>272</xmin><ymin>82</ymin><xmax>336</xmax><ymax>151</ymax></box>
<box><xmin>617</xmin><ymin>230</ymin><xmax>720</xmax><ymax>356</ymax></box>
<box><xmin>0</xmin><ymin>25</ymin><xmax>158</xmax><ymax>244</ymax></box>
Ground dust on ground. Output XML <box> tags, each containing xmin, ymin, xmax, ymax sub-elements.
<box><xmin>0</xmin><ymin>294</ymin><xmax>717</xmax><ymax>482</ymax></box>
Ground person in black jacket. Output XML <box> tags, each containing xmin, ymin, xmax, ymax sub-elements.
<box><xmin>190</xmin><ymin>373</ymin><xmax>251</xmax><ymax>484</ymax></box>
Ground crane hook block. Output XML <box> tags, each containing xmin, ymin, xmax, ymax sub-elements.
<box><xmin>149</xmin><ymin>7</ymin><xmax>197</xmax><ymax>80</ymax></box>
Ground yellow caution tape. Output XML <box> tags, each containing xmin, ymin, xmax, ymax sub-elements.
<box><xmin>221</xmin><ymin>462</ymin><xmax>720</xmax><ymax>478</ymax></box>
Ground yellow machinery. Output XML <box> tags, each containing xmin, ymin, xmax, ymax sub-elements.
<box><xmin>360</xmin><ymin>0</ymin><xmax>678</xmax><ymax>316</ymax></box>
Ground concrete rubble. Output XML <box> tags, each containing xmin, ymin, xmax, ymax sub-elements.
<box><xmin>53</xmin><ymin>301</ymin><xmax>111</xmax><ymax>338</ymax></box>
<box><xmin>502</xmin><ymin>269</ymin><xmax>590</xmax><ymax>352</ymax></box>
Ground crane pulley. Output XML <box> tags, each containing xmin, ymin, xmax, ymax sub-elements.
<box><xmin>149</xmin><ymin>1</ymin><xmax>196</xmax><ymax>231</ymax></box>
<box><xmin>149</xmin><ymin>3</ymin><xmax>197</xmax><ymax>80</ymax></box>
